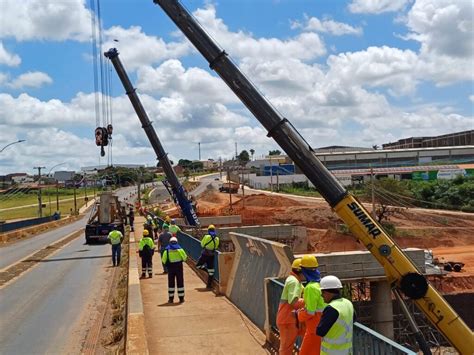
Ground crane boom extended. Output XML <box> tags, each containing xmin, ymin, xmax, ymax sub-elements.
<box><xmin>152</xmin><ymin>1</ymin><xmax>473</xmax><ymax>352</ymax></box>
<box><xmin>104</xmin><ymin>48</ymin><xmax>200</xmax><ymax>227</ymax></box>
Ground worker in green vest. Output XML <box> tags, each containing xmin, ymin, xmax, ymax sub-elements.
<box><xmin>316</xmin><ymin>275</ymin><xmax>354</xmax><ymax>355</ymax></box>
<box><xmin>169</xmin><ymin>219</ymin><xmax>181</xmax><ymax>236</ymax></box>
<box><xmin>138</xmin><ymin>229</ymin><xmax>155</xmax><ymax>279</ymax></box>
<box><xmin>196</xmin><ymin>224</ymin><xmax>219</xmax><ymax>288</ymax></box>
<box><xmin>107</xmin><ymin>227</ymin><xmax>124</xmax><ymax>267</ymax></box>
<box><xmin>162</xmin><ymin>236</ymin><xmax>188</xmax><ymax>303</ymax></box>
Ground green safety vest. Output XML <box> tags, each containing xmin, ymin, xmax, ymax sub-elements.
<box><xmin>280</xmin><ymin>274</ymin><xmax>303</xmax><ymax>304</ymax></box>
<box><xmin>108</xmin><ymin>230</ymin><xmax>123</xmax><ymax>245</ymax></box>
<box><xmin>321</xmin><ymin>298</ymin><xmax>354</xmax><ymax>355</ymax></box>
<box><xmin>169</xmin><ymin>225</ymin><xmax>181</xmax><ymax>235</ymax></box>
<box><xmin>138</xmin><ymin>237</ymin><xmax>155</xmax><ymax>251</ymax></box>
<box><xmin>303</xmin><ymin>281</ymin><xmax>325</xmax><ymax>314</ymax></box>
<box><xmin>201</xmin><ymin>234</ymin><xmax>219</xmax><ymax>251</ymax></box>
<box><xmin>162</xmin><ymin>248</ymin><xmax>187</xmax><ymax>264</ymax></box>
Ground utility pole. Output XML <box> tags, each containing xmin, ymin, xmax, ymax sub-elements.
<box><xmin>73</xmin><ymin>179</ymin><xmax>77</xmax><ymax>215</ymax></box>
<box><xmin>198</xmin><ymin>142</ymin><xmax>201</xmax><ymax>161</ymax></box>
<box><xmin>219</xmin><ymin>157</ymin><xmax>222</xmax><ymax>179</ymax></box>
<box><xmin>56</xmin><ymin>182</ymin><xmax>59</xmax><ymax>212</ymax></box>
<box><xmin>227</xmin><ymin>168</ymin><xmax>232</xmax><ymax>212</ymax></box>
<box><xmin>269</xmin><ymin>156</ymin><xmax>273</xmax><ymax>192</ymax></box>
<box><xmin>235</xmin><ymin>142</ymin><xmax>238</xmax><ymax>159</ymax></box>
<box><xmin>34</xmin><ymin>166</ymin><xmax>45</xmax><ymax>217</ymax></box>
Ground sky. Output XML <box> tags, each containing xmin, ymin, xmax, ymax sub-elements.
<box><xmin>0</xmin><ymin>0</ymin><xmax>473</xmax><ymax>175</ymax></box>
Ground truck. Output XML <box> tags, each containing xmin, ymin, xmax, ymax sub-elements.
<box><xmin>152</xmin><ymin>1</ymin><xmax>473</xmax><ymax>352</ymax></box>
<box><xmin>104</xmin><ymin>48</ymin><xmax>200</xmax><ymax>228</ymax></box>
<box><xmin>85</xmin><ymin>191</ymin><xmax>125</xmax><ymax>244</ymax></box>
<box><xmin>219</xmin><ymin>182</ymin><xmax>239</xmax><ymax>193</ymax></box>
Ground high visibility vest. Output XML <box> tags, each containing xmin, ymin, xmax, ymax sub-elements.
<box><xmin>321</xmin><ymin>298</ymin><xmax>354</xmax><ymax>355</ymax></box>
<box><xmin>303</xmin><ymin>281</ymin><xmax>325</xmax><ymax>315</ymax></box>
<box><xmin>169</xmin><ymin>225</ymin><xmax>181</xmax><ymax>235</ymax></box>
<box><xmin>139</xmin><ymin>237</ymin><xmax>155</xmax><ymax>251</ymax></box>
<box><xmin>163</xmin><ymin>248</ymin><xmax>187</xmax><ymax>264</ymax></box>
<box><xmin>201</xmin><ymin>234</ymin><xmax>219</xmax><ymax>251</ymax></box>
<box><xmin>108</xmin><ymin>230</ymin><xmax>123</xmax><ymax>245</ymax></box>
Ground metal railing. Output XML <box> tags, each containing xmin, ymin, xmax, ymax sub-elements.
<box><xmin>266</xmin><ymin>278</ymin><xmax>416</xmax><ymax>355</ymax></box>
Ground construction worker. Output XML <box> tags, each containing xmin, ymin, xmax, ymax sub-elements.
<box><xmin>196</xmin><ymin>224</ymin><xmax>219</xmax><ymax>288</ymax></box>
<box><xmin>107</xmin><ymin>226</ymin><xmax>123</xmax><ymax>267</ymax></box>
<box><xmin>297</xmin><ymin>255</ymin><xmax>325</xmax><ymax>355</ymax></box>
<box><xmin>157</xmin><ymin>223</ymin><xmax>172</xmax><ymax>274</ymax></box>
<box><xmin>317</xmin><ymin>276</ymin><xmax>354</xmax><ymax>355</ymax></box>
<box><xmin>138</xmin><ymin>229</ymin><xmax>155</xmax><ymax>279</ymax></box>
<box><xmin>146</xmin><ymin>214</ymin><xmax>159</xmax><ymax>239</ymax></box>
<box><xmin>276</xmin><ymin>258</ymin><xmax>305</xmax><ymax>355</ymax></box>
<box><xmin>169</xmin><ymin>218</ymin><xmax>181</xmax><ymax>236</ymax></box>
<box><xmin>128</xmin><ymin>207</ymin><xmax>135</xmax><ymax>232</ymax></box>
<box><xmin>162</xmin><ymin>236</ymin><xmax>187</xmax><ymax>303</ymax></box>
<box><xmin>164</xmin><ymin>215</ymin><xmax>171</xmax><ymax>225</ymax></box>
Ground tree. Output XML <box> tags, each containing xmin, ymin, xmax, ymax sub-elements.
<box><xmin>237</xmin><ymin>150</ymin><xmax>250</xmax><ymax>165</ymax></box>
<box><xmin>269</xmin><ymin>149</ymin><xmax>281</xmax><ymax>156</ymax></box>
<box><xmin>178</xmin><ymin>159</ymin><xmax>192</xmax><ymax>168</ymax></box>
<box><xmin>250</xmin><ymin>149</ymin><xmax>255</xmax><ymax>161</ymax></box>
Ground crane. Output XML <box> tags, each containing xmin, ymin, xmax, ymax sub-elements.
<box><xmin>104</xmin><ymin>48</ymin><xmax>200</xmax><ymax>227</ymax></box>
<box><xmin>152</xmin><ymin>1</ymin><xmax>473</xmax><ymax>353</ymax></box>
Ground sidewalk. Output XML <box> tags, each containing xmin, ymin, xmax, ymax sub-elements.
<box><xmin>134</xmin><ymin>221</ymin><xmax>268</xmax><ymax>354</ymax></box>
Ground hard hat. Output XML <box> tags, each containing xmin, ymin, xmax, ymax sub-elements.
<box><xmin>300</xmin><ymin>255</ymin><xmax>319</xmax><ymax>268</ymax></box>
<box><xmin>162</xmin><ymin>223</ymin><xmax>169</xmax><ymax>229</ymax></box>
<box><xmin>320</xmin><ymin>275</ymin><xmax>343</xmax><ymax>290</ymax></box>
<box><xmin>165</xmin><ymin>216</ymin><xmax>171</xmax><ymax>222</ymax></box>
<box><xmin>143</xmin><ymin>229</ymin><xmax>149</xmax><ymax>237</ymax></box>
<box><xmin>170</xmin><ymin>236</ymin><xmax>178</xmax><ymax>243</ymax></box>
<box><xmin>208</xmin><ymin>224</ymin><xmax>215</xmax><ymax>230</ymax></box>
<box><xmin>154</xmin><ymin>207</ymin><xmax>160</xmax><ymax>214</ymax></box>
<box><xmin>171</xmin><ymin>219</ymin><xmax>176</xmax><ymax>224</ymax></box>
<box><xmin>291</xmin><ymin>258</ymin><xmax>302</xmax><ymax>271</ymax></box>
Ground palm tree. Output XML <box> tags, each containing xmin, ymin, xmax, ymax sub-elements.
<box><xmin>250</xmin><ymin>149</ymin><xmax>255</xmax><ymax>161</ymax></box>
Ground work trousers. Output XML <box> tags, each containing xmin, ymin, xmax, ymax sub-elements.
<box><xmin>111</xmin><ymin>244</ymin><xmax>121</xmax><ymax>266</ymax></box>
<box><xmin>278</xmin><ymin>323</ymin><xmax>299</xmax><ymax>355</ymax></box>
<box><xmin>141</xmin><ymin>252</ymin><xmax>153</xmax><ymax>276</ymax></box>
<box><xmin>167</xmin><ymin>262</ymin><xmax>184</xmax><ymax>300</ymax></box>
<box><xmin>196</xmin><ymin>252</ymin><xmax>215</xmax><ymax>287</ymax></box>
<box><xmin>299</xmin><ymin>312</ymin><xmax>322</xmax><ymax>355</ymax></box>
<box><xmin>129</xmin><ymin>218</ymin><xmax>134</xmax><ymax>231</ymax></box>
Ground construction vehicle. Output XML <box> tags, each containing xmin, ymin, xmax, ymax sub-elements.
<box><xmin>219</xmin><ymin>182</ymin><xmax>239</xmax><ymax>193</ymax></box>
<box><xmin>104</xmin><ymin>48</ymin><xmax>200</xmax><ymax>227</ymax></box>
<box><xmin>152</xmin><ymin>1</ymin><xmax>473</xmax><ymax>352</ymax></box>
<box><xmin>85</xmin><ymin>191</ymin><xmax>125</xmax><ymax>243</ymax></box>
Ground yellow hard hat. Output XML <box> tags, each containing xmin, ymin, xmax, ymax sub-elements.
<box><xmin>143</xmin><ymin>229</ymin><xmax>149</xmax><ymax>236</ymax></box>
<box><xmin>301</xmin><ymin>255</ymin><xmax>318</xmax><ymax>268</ymax></box>
<box><xmin>208</xmin><ymin>224</ymin><xmax>215</xmax><ymax>230</ymax></box>
<box><xmin>165</xmin><ymin>215</ymin><xmax>171</xmax><ymax>222</ymax></box>
<box><xmin>291</xmin><ymin>258</ymin><xmax>302</xmax><ymax>271</ymax></box>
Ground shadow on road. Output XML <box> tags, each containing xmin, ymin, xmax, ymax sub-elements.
<box><xmin>25</xmin><ymin>255</ymin><xmax>110</xmax><ymax>262</ymax></box>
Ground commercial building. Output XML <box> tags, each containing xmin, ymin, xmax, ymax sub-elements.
<box><xmin>382</xmin><ymin>130</ymin><xmax>473</xmax><ymax>149</ymax></box>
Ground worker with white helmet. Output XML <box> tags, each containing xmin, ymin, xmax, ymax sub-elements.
<box><xmin>277</xmin><ymin>258</ymin><xmax>305</xmax><ymax>355</ymax></box>
<box><xmin>162</xmin><ymin>236</ymin><xmax>187</xmax><ymax>303</ymax></box>
<box><xmin>316</xmin><ymin>275</ymin><xmax>354</xmax><ymax>355</ymax></box>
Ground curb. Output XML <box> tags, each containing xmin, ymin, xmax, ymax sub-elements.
<box><xmin>126</xmin><ymin>230</ymin><xmax>149</xmax><ymax>355</ymax></box>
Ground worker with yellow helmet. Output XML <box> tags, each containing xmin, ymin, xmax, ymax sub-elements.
<box><xmin>196</xmin><ymin>224</ymin><xmax>219</xmax><ymax>288</ymax></box>
<box><xmin>297</xmin><ymin>255</ymin><xmax>325</xmax><ymax>355</ymax></box>
<box><xmin>276</xmin><ymin>257</ymin><xmax>305</xmax><ymax>355</ymax></box>
<box><xmin>138</xmin><ymin>229</ymin><xmax>155</xmax><ymax>279</ymax></box>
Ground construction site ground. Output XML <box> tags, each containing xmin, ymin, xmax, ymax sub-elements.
<box><xmin>194</xmin><ymin>188</ymin><xmax>474</xmax><ymax>294</ymax></box>
<box><xmin>133</xmin><ymin>220</ymin><xmax>268</xmax><ymax>355</ymax></box>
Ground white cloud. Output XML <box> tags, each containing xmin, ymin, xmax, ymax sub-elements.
<box><xmin>0</xmin><ymin>0</ymin><xmax>92</xmax><ymax>42</ymax></box>
<box><xmin>349</xmin><ymin>0</ymin><xmax>411</xmax><ymax>14</ymax></box>
<box><xmin>8</xmin><ymin>71</ymin><xmax>52</xmax><ymax>89</ymax></box>
<box><xmin>292</xmin><ymin>16</ymin><xmax>363</xmax><ymax>36</ymax></box>
<box><xmin>0</xmin><ymin>42</ymin><xmax>21</xmax><ymax>66</ymax></box>
<box><xmin>469</xmin><ymin>95</ymin><xmax>474</xmax><ymax>103</ymax></box>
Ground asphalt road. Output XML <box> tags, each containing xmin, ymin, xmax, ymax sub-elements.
<box><xmin>0</xmin><ymin>237</ymin><xmax>112</xmax><ymax>354</ymax></box>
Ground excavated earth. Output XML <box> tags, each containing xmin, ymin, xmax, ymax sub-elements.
<box><xmin>196</xmin><ymin>189</ymin><xmax>474</xmax><ymax>294</ymax></box>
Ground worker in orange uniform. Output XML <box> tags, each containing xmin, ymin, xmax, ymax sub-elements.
<box><xmin>276</xmin><ymin>258</ymin><xmax>305</xmax><ymax>355</ymax></box>
<box><xmin>297</xmin><ymin>255</ymin><xmax>325</xmax><ymax>355</ymax></box>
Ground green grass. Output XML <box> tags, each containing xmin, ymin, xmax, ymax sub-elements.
<box><xmin>0</xmin><ymin>188</ymin><xmax>93</xmax><ymax>209</ymax></box>
<box><xmin>274</xmin><ymin>186</ymin><xmax>322</xmax><ymax>197</ymax></box>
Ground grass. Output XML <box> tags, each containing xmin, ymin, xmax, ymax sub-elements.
<box><xmin>0</xmin><ymin>194</ymin><xmax>92</xmax><ymax>221</ymax></box>
<box><xmin>0</xmin><ymin>188</ymin><xmax>94</xmax><ymax>209</ymax></box>
<box><xmin>273</xmin><ymin>186</ymin><xmax>322</xmax><ymax>197</ymax></box>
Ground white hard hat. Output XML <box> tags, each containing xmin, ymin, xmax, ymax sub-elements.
<box><xmin>320</xmin><ymin>275</ymin><xmax>343</xmax><ymax>290</ymax></box>
<box><xmin>170</xmin><ymin>236</ymin><xmax>178</xmax><ymax>243</ymax></box>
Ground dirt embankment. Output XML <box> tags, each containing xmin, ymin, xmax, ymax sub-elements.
<box><xmin>196</xmin><ymin>189</ymin><xmax>474</xmax><ymax>293</ymax></box>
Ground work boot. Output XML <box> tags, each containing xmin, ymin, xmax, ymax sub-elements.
<box><xmin>148</xmin><ymin>274</ymin><xmax>153</xmax><ymax>278</ymax></box>
<box><xmin>206</xmin><ymin>276</ymin><xmax>213</xmax><ymax>289</ymax></box>
<box><xmin>168</xmin><ymin>298</ymin><xmax>174</xmax><ymax>304</ymax></box>
<box><xmin>179</xmin><ymin>296</ymin><xmax>185</xmax><ymax>303</ymax></box>
<box><xmin>140</xmin><ymin>273</ymin><xmax>146</xmax><ymax>279</ymax></box>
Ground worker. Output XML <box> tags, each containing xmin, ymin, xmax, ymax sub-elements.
<box><xmin>138</xmin><ymin>229</ymin><xmax>155</xmax><ymax>279</ymax></box>
<box><xmin>196</xmin><ymin>224</ymin><xmax>219</xmax><ymax>288</ymax></box>
<box><xmin>157</xmin><ymin>223</ymin><xmax>172</xmax><ymax>274</ymax></box>
<box><xmin>317</xmin><ymin>276</ymin><xmax>354</xmax><ymax>355</ymax></box>
<box><xmin>162</xmin><ymin>236</ymin><xmax>188</xmax><ymax>303</ymax></box>
<box><xmin>128</xmin><ymin>207</ymin><xmax>135</xmax><ymax>232</ymax></box>
<box><xmin>146</xmin><ymin>214</ymin><xmax>159</xmax><ymax>239</ymax></box>
<box><xmin>276</xmin><ymin>258</ymin><xmax>305</xmax><ymax>355</ymax></box>
<box><xmin>297</xmin><ymin>255</ymin><xmax>325</xmax><ymax>355</ymax></box>
<box><xmin>164</xmin><ymin>215</ymin><xmax>171</xmax><ymax>224</ymax></box>
<box><xmin>107</xmin><ymin>226</ymin><xmax>124</xmax><ymax>267</ymax></box>
<box><xmin>169</xmin><ymin>218</ymin><xmax>181</xmax><ymax>236</ymax></box>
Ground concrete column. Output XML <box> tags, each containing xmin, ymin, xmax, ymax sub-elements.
<box><xmin>370</xmin><ymin>281</ymin><xmax>394</xmax><ymax>339</ymax></box>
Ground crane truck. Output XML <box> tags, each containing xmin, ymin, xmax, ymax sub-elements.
<box><xmin>152</xmin><ymin>1</ymin><xmax>473</xmax><ymax>353</ymax></box>
<box><xmin>104</xmin><ymin>48</ymin><xmax>200</xmax><ymax>227</ymax></box>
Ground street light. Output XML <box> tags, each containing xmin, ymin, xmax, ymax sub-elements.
<box><xmin>47</xmin><ymin>162</ymin><xmax>67</xmax><ymax>216</ymax></box>
<box><xmin>0</xmin><ymin>139</ymin><xmax>26</xmax><ymax>153</ymax></box>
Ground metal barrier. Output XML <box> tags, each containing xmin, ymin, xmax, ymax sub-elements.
<box><xmin>0</xmin><ymin>215</ymin><xmax>57</xmax><ymax>233</ymax></box>
<box><xmin>265</xmin><ymin>278</ymin><xmax>416</xmax><ymax>355</ymax></box>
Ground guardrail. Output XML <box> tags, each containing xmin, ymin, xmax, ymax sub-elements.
<box><xmin>265</xmin><ymin>278</ymin><xmax>416</xmax><ymax>354</ymax></box>
<box><xmin>0</xmin><ymin>215</ymin><xmax>59</xmax><ymax>233</ymax></box>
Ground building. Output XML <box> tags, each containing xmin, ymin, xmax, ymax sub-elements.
<box><xmin>382</xmin><ymin>130</ymin><xmax>473</xmax><ymax>149</ymax></box>
<box><xmin>53</xmin><ymin>171</ymin><xmax>75</xmax><ymax>183</ymax></box>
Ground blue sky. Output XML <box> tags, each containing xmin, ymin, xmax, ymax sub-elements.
<box><xmin>0</xmin><ymin>0</ymin><xmax>472</xmax><ymax>175</ymax></box>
